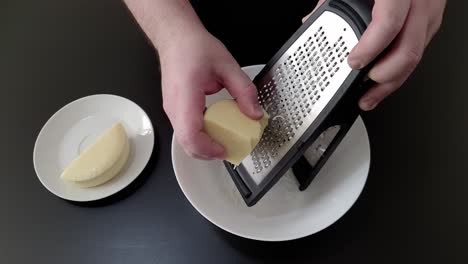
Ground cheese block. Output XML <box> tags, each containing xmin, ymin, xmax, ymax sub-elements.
<box><xmin>203</xmin><ymin>99</ymin><xmax>269</xmax><ymax>165</ymax></box>
<box><xmin>61</xmin><ymin>123</ymin><xmax>130</xmax><ymax>188</ymax></box>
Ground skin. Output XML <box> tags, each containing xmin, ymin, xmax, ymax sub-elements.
<box><xmin>124</xmin><ymin>0</ymin><xmax>447</xmax><ymax>160</ymax></box>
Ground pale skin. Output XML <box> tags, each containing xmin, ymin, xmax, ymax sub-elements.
<box><xmin>124</xmin><ymin>0</ymin><xmax>447</xmax><ymax>160</ymax></box>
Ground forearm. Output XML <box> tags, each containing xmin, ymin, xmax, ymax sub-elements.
<box><xmin>123</xmin><ymin>0</ymin><xmax>206</xmax><ymax>52</ymax></box>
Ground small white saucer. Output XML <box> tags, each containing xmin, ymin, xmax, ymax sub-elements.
<box><xmin>33</xmin><ymin>94</ymin><xmax>154</xmax><ymax>202</ymax></box>
<box><xmin>172</xmin><ymin>65</ymin><xmax>370</xmax><ymax>241</ymax></box>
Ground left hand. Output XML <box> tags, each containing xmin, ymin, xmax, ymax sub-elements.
<box><xmin>303</xmin><ymin>0</ymin><xmax>447</xmax><ymax>111</ymax></box>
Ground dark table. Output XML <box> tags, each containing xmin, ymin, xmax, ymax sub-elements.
<box><xmin>1</xmin><ymin>0</ymin><xmax>467</xmax><ymax>263</ymax></box>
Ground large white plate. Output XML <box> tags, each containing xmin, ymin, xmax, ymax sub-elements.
<box><xmin>172</xmin><ymin>65</ymin><xmax>370</xmax><ymax>241</ymax></box>
<box><xmin>33</xmin><ymin>94</ymin><xmax>154</xmax><ymax>202</ymax></box>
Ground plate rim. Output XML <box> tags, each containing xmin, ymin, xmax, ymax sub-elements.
<box><xmin>171</xmin><ymin>65</ymin><xmax>370</xmax><ymax>241</ymax></box>
<box><xmin>33</xmin><ymin>93</ymin><xmax>155</xmax><ymax>202</ymax></box>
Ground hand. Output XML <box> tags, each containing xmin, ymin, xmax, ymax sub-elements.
<box><xmin>160</xmin><ymin>30</ymin><xmax>263</xmax><ymax>160</ymax></box>
<box><xmin>124</xmin><ymin>0</ymin><xmax>263</xmax><ymax>161</ymax></box>
<box><xmin>303</xmin><ymin>0</ymin><xmax>446</xmax><ymax>111</ymax></box>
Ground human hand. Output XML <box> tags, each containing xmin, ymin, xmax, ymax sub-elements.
<box><xmin>303</xmin><ymin>0</ymin><xmax>446</xmax><ymax>111</ymax></box>
<box><xmin>159</xmin><ymin>30</ymin><xmax>263</xmax><ymax>160</ymax></box>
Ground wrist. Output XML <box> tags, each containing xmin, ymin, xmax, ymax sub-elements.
<box><xmin>124</xmin><ymin>0</ymin><xmax>207</xmax><ymax>54</ymax></box>
<box><xmin>153</xmin><ymin>20</ymin><xmax>208</xmax><ymax>55</ymax></box>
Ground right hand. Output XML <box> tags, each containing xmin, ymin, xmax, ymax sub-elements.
<box><xmin>159</xmin><ymin>29</ymin><xmax>264</xmax><ymax>160</ymax></box>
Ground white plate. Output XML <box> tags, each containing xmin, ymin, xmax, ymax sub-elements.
<box><xmin>33</xmin><ymin>94</ymin><xmax>154</xmax><ymax>202</ymax></box>
<box><xmin>172</xmin><ymin>65</ymin><xmax>370</xmax><ymax>241</ymax></box>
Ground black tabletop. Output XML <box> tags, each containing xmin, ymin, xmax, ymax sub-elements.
<box><xmin>1</xmin><ymin>0</ymin><xmax>467</xmax><ymax>263</ymax></box>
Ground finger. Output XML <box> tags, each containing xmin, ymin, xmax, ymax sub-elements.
<box><xmin>216</xmin><ymin>62</ymin><xmax>264</xmax><ymax>120</ymax></box>
<box><xmin>368</xmin><ymin>3</ymin><xmax>427</xmax><ymax>84</ymax></box>
<box><xmin>359</xmin><ymin>81</ymin><xmax>401</xmax><ymax>111</ymax></box>
<box><xmin>302</xmin><ymin>0</ymin><xmax>326</xmax><ymax>23</ymax></box>
<box><xmin>348</xmin><ymin>0</ymin><xmax>411</xmax><ymax>70</ymax></box>
<box><xmin>172</xmin><ymin>85</ymin><xmax>226</xmax><ymax>159</ymax></box>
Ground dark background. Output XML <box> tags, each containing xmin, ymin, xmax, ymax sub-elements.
<box><xmin>1</xmin><ymin>0</ymin><xmax>467</xmax><ymax>263</ymax></box>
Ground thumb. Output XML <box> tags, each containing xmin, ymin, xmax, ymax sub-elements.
<box><xmin>217</xmin><ymin>63</ymin><xmax>264</xmax><ymax>120</ymax></box>
<box><xmin>302</xmin><ymin>0</ymin><xmax>327</xmax><ymax>23</ymax></box>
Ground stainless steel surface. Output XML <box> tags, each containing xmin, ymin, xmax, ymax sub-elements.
<box><xmin>242</xmin><ymin>11</ymin><xmax>359</xmax><ymax>185</ymax></box>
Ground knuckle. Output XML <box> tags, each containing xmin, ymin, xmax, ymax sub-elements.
<box><xmin>177</xmin><ymin>131</ymin><xmax>195</xmax><ymax>149</ymax></box>
<box><xmin>377</xmin><ymin>10</ymin><xmax>405</xmax><ymax>36</ymax></box>
<box><xmin>403</xmin><ymin>49</ymin><xmax>422</xmax><ymax>71</ymax></box>
<box><xmin>233</xmin><ymin>82</ymin><xmax>258</xmax><ymax>102</ymax></box>
<box><xmin>245</xmin><ymin>82</ymin><xmax>258</xmax><ymax>96</ymax></box>
<box><xmin>383</xmin><ymin>20</ymin><xmax>402</xmax><ymax>37</ymax></box>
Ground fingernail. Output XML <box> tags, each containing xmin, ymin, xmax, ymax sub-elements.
<box><xmin>347</xmin><ymin>56</ymin><xmax>363</xmax><ymax>69</ymax></box>
<box><xmin>360</xmin><ymin>97</ymin><xmax>378</xmax><ymax>111</ymax></box>
<box><xmin>252</xmin><ymin>101</ymin><xmax>264</xmax><ymax>118</ymax></box>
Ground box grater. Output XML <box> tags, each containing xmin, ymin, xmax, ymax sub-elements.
<box><xmin>224</xmin><ymin>0</ymin><xmax>375</xmax><ymax>206</ymax></box>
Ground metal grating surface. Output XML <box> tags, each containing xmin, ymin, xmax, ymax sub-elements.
<box><xmin>241</xmin><ymin>11</ymin><xmax>359</xmax><ymax>185</ymax></box>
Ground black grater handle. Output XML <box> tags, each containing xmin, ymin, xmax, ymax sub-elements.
<box><xmin>333</xmin><ymin>0</ymin><xmax>374</xmax><ymax>26</ymax></box>
<box><xmin>293</xmin><ymin>78</ymin><xmax>374</xmax><ymax>190</ymax></box>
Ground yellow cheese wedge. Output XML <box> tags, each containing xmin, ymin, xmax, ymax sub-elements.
<box><xmin>203</xmin><ymin>99</ymin><xmax>269</xmax><ymax>165</ymax></box>
<box><xmin>61</xmin><ymin>123</ymin><xmax>130</xmax><ymax>188</ymax></box>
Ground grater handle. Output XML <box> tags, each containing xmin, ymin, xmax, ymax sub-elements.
<box><xmin>335</xmin><ymin>0</ymin><xmax>374</xmax><ymax>24</ymax></box>
<box><xmin>293</xmin><ymin>78</ymin><xmax>374</xmax><ymax>190</ymax></box>
<box><xmin>293</xmin><ymin>118</ymin><xmax>357</xmax><ymax>191</ymax></box>
<box><xmin>324</xmin><ymin>0</ymin><xmax>374</xmax><ymax>34</ymax></box>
